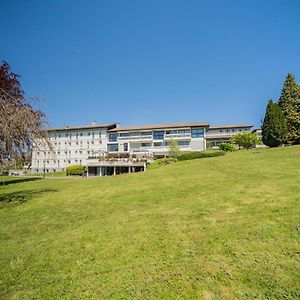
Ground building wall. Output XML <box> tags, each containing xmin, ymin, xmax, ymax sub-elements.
<box><xmin>107</xmin><ymin>126</ymin><xmax>206</xmax><ymax>157</ymax></box>
<box><xmin>31</xmin><ymin>127</ymin><xmax>110</xmax><ymax>173</ymax></box>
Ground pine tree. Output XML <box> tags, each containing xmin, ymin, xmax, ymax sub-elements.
<box><xmin>262</xmin><ymin>100</ymin><xmax>287</xmax><ymax>147</ymax></box>
<box><xmin>278</xmin><ymin>73</ymin><xmax>300</xmax><ymax>144</ymax></box>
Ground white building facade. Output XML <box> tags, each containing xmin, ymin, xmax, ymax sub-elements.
<box><xmin>31</xmin><ymin>121</ymin><xmax>252</xmax><ymax>175</ymax></box>
<box><xmin>31</xmin><ymin>123</ymin><xmax>118</xmax><ymax>173</ymax></box>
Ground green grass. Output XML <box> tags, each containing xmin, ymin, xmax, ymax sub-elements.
<box><xmin>0</xmin><ymin>146</ymin><xmax>300</xmax><ymax>299</ymax></box>
<box><xmin>26</xmin><ymin>171</ymin><xmax>66</xmax><ymax>177</ymax></box>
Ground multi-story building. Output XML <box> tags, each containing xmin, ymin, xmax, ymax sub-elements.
<box><xmin>206</xmin><ymin>124</ymin><xmax>253</xmax><ymax>148</ymax></box>
<box><xmin>31</xmin><ymin>121</ymin><xmax>252</xmax><ymax>176</ymax></box>
<box><xmin>31</xmin><ymin>123</ymin><xmax>118</xmax><ymax>173</ymax></box>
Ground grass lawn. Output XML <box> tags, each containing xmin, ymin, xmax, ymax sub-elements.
<box><xmin>0</xmin><ymin>146</ymin><xmax>299</xmax><ymax>299</ymax></box>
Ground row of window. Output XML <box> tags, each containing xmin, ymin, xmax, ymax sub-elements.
<box><xmin>52</xmin><ymin>140</ymin><xmax>101</xmax><ymax>146</ymax></box>
<box><xmin>107</xmin><ymin>141</ymin><xmax>190</xmax><ymax>152</ymax></box>
<box><xmin>208</xmin><ymin>128</ymin><xmax>249</xmax><ymax>134</ymax></box>
<box><xmin>36</xmin><ymin>159</ymin><xmax>83</xmax><ymax>165</ymax></box>
<box><xmin>37</xmin><ymin>150</ymin><xmax>96</xmax><ymax>156</ymax></box>
<box><xmin>109</xmin><ymin>128</ymin><xmax>204</xmax><ymax>141</ymax></box>
<box><xmin>51</xmin><ymin>132</ymin><xmax>102</xmax><ymax>140</ymax></box>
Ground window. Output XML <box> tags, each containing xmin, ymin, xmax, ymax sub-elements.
<box><xmin>91</xmin><ymin>141</ymin><xmax>94</xmax><ymax>144</ymax></box>
<box><xmin>142</xmin><ymin>131</ymin><xmax>152</xmax><ymax>136</ymax></box>
<box><xmin>120</xmin><ymin>133</ymin><xmax>129</xmax><ymax>137</ymax></box>
<box><xmin>153</xmin><ymin>131</ymin><xmax>164</xmax><ymax>140</ymax></box>
<box><xmin>191</xmin><ymin>128</ymin><xmax>204</xmax><ymax>138</ymax></box>
<box><xmin>65</xmin><ymin>133</ymin><xmax>68</xmax><ymax>137</ymax></box>
<box><xmin>124</xmin><ymin>143</ymin><xmax>128</xmax><ymax>151</ymax></box>
<box><xmin>76</xmin><ymin>133</ymin><xmax>78</xmax><ymax>139</ymax></box>
<box><xmin>178</xmin><ymin>141</ymin><xmax>190</xmax><ymax>146</ymax></box>
<box><xmin>99</xmin><ymin>132</ymin><xmax>102</xmax><ymax>138</ymax></box>
<box><xmin>88</xmin><ymin>132</ymin><xmax>91</xmax><ymax>136</ymax></box>
<box><xmin>178</xmin><ymin>129</ymin><xmax>190</xmax><ymax>134</ymax></box>
<box><xmin>80</xmin><ymin>133</ymin><xmax>83</xmax><ymax>136</ymax></box>
<box><xmin>109</xmin><ymin>134</ymin><xmax>118</xmax><ymax>142</ymax></box>
<box><xmin>92</xmin><ymin>132</ymin><xmax>94</xmax><ymax>139</ymax></box>
<box><xmin>154</xmin><ymin>142</ymin><xmax>163</xmax><ymax>147</ymax></box>
<box><xmin>166</xmin><ymin>130</ymin><xmax>177</xmax><ymax>135</ymax></box>
<box><xmin>108</xmin><ymin>144</ymin><xmax>118</xmax><ymax>152</ymax></box>
<box><xmin>142</xmin><ymin>143</ymin><xmax>151</xmax><ymax>147</ymax></box>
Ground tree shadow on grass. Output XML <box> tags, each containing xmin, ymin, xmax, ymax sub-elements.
<box><xmin>0</xmin><ymin>189</ymin><xmax>57</xmax><ymax>208</ymax></box>
<box><xmin>1</xmin><ymin>177</ymin><xmax>42</xmax><ymax>186</ymax></box>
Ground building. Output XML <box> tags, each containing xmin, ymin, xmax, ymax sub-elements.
<box><xmin>31</xmin><ymin>123</ymin><xmax>118</xmax><ymax>173</ymax></box>
<box><xmin>31</xmin><ymin>121</ymin><xmax>252</xmax><ymax>176</ymax></box>
<box><xmin>206</xmin><ymin>124</ymin><xmax>253</xmax><ymax>148</ymax></box>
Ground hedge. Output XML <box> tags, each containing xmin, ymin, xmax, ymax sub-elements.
<box><xmin>177</xmin><ymin>150</ymin><xmax>225</xmax><ymax>161</ymax></box>
<box><xmin>66</xmin><ymin>165</ymin><xmax>86</xmax><ymax>176</ymax></box>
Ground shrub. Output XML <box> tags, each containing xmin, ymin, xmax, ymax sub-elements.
<box><xmin>66</xmin><ymin>165</ymin><xmax>86</xmax><ymax>176</ymax></box>
<box><xmin>218</xmin><ymin>142</ymin><xmax>236</xmax><ymax>152</ymax></box>
<box><xmin>168</xmin><ymin>140</ymin><xmax>181</xmax><ymax>159</ymax></box>
<box><xmin>148</xmin><ymin>158</ymin><xmax>177</xmax><ymax>170</ymax></box>
<box><xmin>177</xmin><ymin>150</ymin><xmax>225</xmax><ymax>161</ymax></box>
<box><xmin>231</xmin><ymin>132</ymin><xmax>259</xmax><ymax>150</ymax></box>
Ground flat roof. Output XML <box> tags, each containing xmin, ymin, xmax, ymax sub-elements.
<box><xmin>209</xmin><ymin>124</ymin><xmax>252</xmax><ymax>129</ymax></box>
<box><xmin>109</xmin><ymin>122</ymin><xmax>209</xmax><ymax>132</ymax></box>
<box><xmin>46</xmin><ymin>123</ymin><xmax>118</xmax><ymax>132</ymax></box>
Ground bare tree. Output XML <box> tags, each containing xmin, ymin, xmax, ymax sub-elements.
<box><xmin>0</xmin><ymin>61</ymin><xmax>49</xmax><ymax>183</ymax></box>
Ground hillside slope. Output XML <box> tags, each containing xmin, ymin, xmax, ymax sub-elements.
<box><xmin>0</xmin><ymin>146</ymin><xmax>299</xmax><ymax>299</ymax></box>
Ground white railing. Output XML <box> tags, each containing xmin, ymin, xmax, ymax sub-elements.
<box><xmin>164</xmin><ymin>133</ymin><xmax>191</xmax><ymax>139</ymax></box>
<box><xmin>118</xmin><ymin>135</ymin><xmax>152</xmax><ymax>141</ymax></box>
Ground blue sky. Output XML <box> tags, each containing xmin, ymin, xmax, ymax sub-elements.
<box><xmin>2</xmin><ymin>0</ymin><xmax>300</xmax><ymax>128</ymax></box>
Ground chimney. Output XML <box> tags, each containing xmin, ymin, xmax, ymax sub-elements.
<box><xmin>91</xmin><ymin>121</ymin><xmax>96</xmax><ymax>126</ymax></box>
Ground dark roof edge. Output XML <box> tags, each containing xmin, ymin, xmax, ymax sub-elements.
<box><xmin>46</xmin><ymin>123</ymin><xmax>118</xmax><ymax>132</ymax></box>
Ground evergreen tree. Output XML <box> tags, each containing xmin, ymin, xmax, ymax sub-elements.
<box><xmin>262</xmin><ymin>100</ymin><xmax>287</xmax><ymax>147</ymax></box>
<box><xmin>278</xmin><ymin>73</ymin><xmax>300</xmax><ymax>144</ymax></box>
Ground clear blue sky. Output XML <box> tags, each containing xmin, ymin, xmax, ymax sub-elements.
<box><xmin>2</xmin><ymin>0</ymin><xmax>300</xmax><ymax>128</ymax></box>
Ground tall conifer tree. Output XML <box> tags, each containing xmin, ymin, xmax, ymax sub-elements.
<box><xmin>262</xmin><ymin>100</ymin><xmax>287</xmax><ymax>147</ymax></box>
<box><xmin>278</xmin><ymin>73</ymin><xmax>300</xmax><ymax>144</ymax></box>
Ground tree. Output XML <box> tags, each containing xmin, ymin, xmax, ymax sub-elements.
<box><xmin>0</xmin><ymin>61</ymin><xmax>48</xmax><ymax>180</ymax></box>
<box><xmin>231</xmin><ymin>132</ymin><xmax>258</xmax><ymax>150</ymax></box>
<box><xmin>278</xmin><ymin>73</ymin><xmax>300</xmax><ymax>144</ymax></box>
<box><xmin>262</xmin><ymin>100</ymin><xmax>287</xmax><ymax>147</ymax></box>
<box><xmin>168</xmin><ymin>140</ymin><xmax>181</xmax><ymax>159</ymax></box>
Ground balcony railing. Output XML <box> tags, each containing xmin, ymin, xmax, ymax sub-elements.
<box><xmin>118</xmin><ymin>135</ymin><xmax>153</xmax><ymax>141</ymax></box>
<box><xmin>164</xmin><ymin>133</ymin><xmax>191</xmax><ymax>139</ymax></box>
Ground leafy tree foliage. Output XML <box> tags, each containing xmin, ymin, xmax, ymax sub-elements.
<box><xmin>262</xmin><ymin>100</ymin><xmax>287</xmax><ymax>147</ymax></box>
<box><xmin>168</xmin><ymin>140</ymin><xmax>181</xmax><ymax>159</ymax></box>
<box><xmin>278</xmin><ymin>73</ymin><xmax>300</xmax><ymax>144</ymax></box>
<box><xmin>218</xmin><ymin>142</ymin><xmax>236</xmax><ymax>152</ymax></box>
<box><xmin>0</xmin><ymin>61</ymin><xmax>48</xmax><ymax>173</ymax></box>
<box><xmin>231</xmin><ymin>132</ymin><xmax>258</xmax><ymax>150</ymax></box>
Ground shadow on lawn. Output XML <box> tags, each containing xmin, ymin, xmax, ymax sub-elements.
<box><xmin>1</xmin><ymin>177</ymin><xmax>42</xmax><ymax>186</ymax></box>
<box><xmin>0</xmin><ymin>189</ymin><xmax>57</xmax><ymax>208</ymax></box>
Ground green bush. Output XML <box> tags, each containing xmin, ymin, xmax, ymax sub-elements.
<box><xmin>177</xmin><ymin>150</ymin><xmax>225</xmax><ymax>161</ymax></box>
<box><xmin>66</xmin><ymin>165</ymin><xmax>86</xmax><ymax>176</ymax></box>
<box><xmin>148</xmin><ymin>158</ymin><xmax>177</xmax><ymax>170</ymax></box>
<box><xmin>218</xmin><ymin>142</ymin><xmax>236</xmax><ymax>152</ymax></box>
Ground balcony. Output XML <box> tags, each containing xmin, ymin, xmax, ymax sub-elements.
<box><xmin>118</xmin><ymin>135</ymin><xmax>153</xmax><ymax>141</ymax></box>
<box><xmin>164</xmin><ymin>133</ymin><xmax>191</xmax><ymax>139</ymax></box>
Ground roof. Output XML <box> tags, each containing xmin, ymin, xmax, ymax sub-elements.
<box><xmin>46</xmin><ymin>123</ymin><xmax>118</xmax><ymax>132</ymax></box>
<box><xmin>108</xmin><ymin>122</ymin><xmax>209</xmax><ymax>132</ymax></box>
<box><xmin>209</xmin><ymin>124</ymin><xmax>252</xmax><ymax>129</ymax></box>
